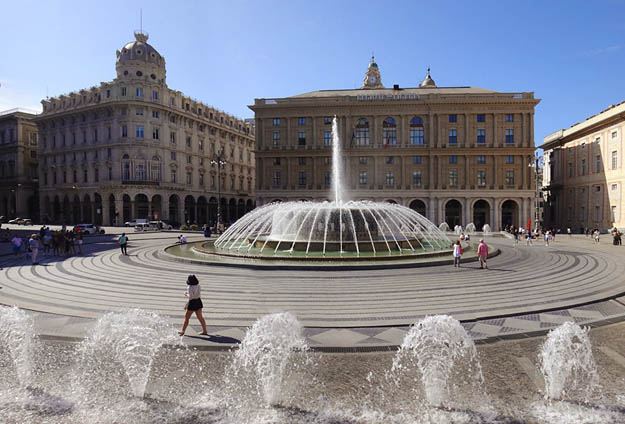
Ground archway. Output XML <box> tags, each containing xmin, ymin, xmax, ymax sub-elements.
<box><xmin>108</xmin><ymin>194</ymin><xmax>116</xmax><ymax>225</ymax></box>
<box><xmin>246</xmin><ymin>199</ymin><xmax>254</xmax><ymax>213</ymax></box>
<box><xmin>197</xmin><ymin>196</ymin><xmax>208</xmax><ymax>224</ymax></box>
<box><xmin>151</xmin><ymin>194</ymin><xmax>162</xmax><ymax>220</ymax></box>
<box><xmin>208</xmin><ymin>197</ymin><xmax>218</xmax><ymax>224</ymax></box>
<box><xmin>237</xmin><ymin>199</ymin><xmax>245</xmax><ymax>219</ymax></box>
<box><xmin>122</xmin><ymin>194</ymin><xmax>131</xmax><ymax>224</ymax></box>
<box><xmin>445</xmin><ymin>199</ymin><xmax>462</xmax><ymax>228</ymax></box>
<box><xmin>169</xmin><ymin>195</ymin><xmax>179</xmax><ymax>224</ymax></box>
<box><xmin>184</xmin><ymin>195</ymin><xmax>196</xmax><ymax>224</ymax></box>
<box><xmin>409</xmin><ymin>199</ymin><xmax>426</xmax><ymax>216</ymax></box>
<box><xmin>82</xmin><ymin>194</ymin><xmax>92</xmax><ymax>223</ymax></box>
<box><xmin>472</xmin><ymin>199</ymin><xmax>490</xmax><ymax>230</ymax></box>
<box><xmin>72</xmin><ymin>195</ymin><xmax>81</xmax><ymax>224</ymax></box>
<box><xmin>94</xmin><ymin>193</ymin><xmax>103</xmax><ymax>225</ymax></box>
<box><xmin>501</xmin><ymin>200</ymin><xmax>519</xmax><ymax>229</ymax></box>
<box><xmin>135</xmin><ymin>194</ymin><xmax>149</xmax><ymax>220</ymax></box>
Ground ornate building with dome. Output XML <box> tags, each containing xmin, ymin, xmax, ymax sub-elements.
<box><xmin>35</xmin><ymin>32</ymin><xmax>255</xmax><ymax>226</ymax></box>
<box><xmin>251</xmin><ymin>59</ymin><xmax>540</xmax><ymax>231</ymax></box>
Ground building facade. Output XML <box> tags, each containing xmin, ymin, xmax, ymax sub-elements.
<box><xmin>541</xmin><ymin>101</ymin><xmax>625</xmax><ymax>231</ymax></box>
<box><xmin>36</xmin><ymin>32</ymin><xmax>255</xmax><ymax>226</ymax></box>
<box><xmin>251</xmin><ymin>58</ymin><xmax>540</xmax><ymax>231</ymax></box>
<box><xmin>0</xmin><ymin>109</ymin><xmax>39</xmax><ymax>219</ymax></box>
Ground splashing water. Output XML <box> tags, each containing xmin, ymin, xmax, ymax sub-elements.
<box><xmin>438</xmin><ymin>222</ymin><xmax>450</xmax><ymax>232</ymax></box>
<box><xmin>76</xmin><ymin>309</ymin><xmax>180</xmax><ymax>397</ymax></box>
<box><xmin>454</xmin><ymin>225</ymin><xmax>463</xmax><ymax>235</ymax></box>
<box><xmin>230</xmin><ymin>312</ymin><xmax>309</xmax><ymax>407</ymax></box>
<box><xmin>331</xmin><ymin>116</ymin><xmax>345</xmax><ymax>204</ymax></box>
<box><xmin>0</xmin><ymin>306</ymin><xmax>36</xmax><ymax>386</ymax></box>
<box><xmin>465</xmin><ymin>223</ymin><xmax>476</xmax><ymax>234</ymax></box>
<box><xmin>539</xmin><ymin>321</ymin><xmax>599</xmax><ymax>401</ymax></box>
<box><xmin>482</xmin><ymin>224</ymin><xmax>491</xmax><ymax>235</ymax></box>
<box><xmin>391</xmin><ymin>315</ymin><xmax>486</xmax><ymax>407</ymax></box>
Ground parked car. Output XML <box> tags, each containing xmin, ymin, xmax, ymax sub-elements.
<box><xmin>0</xmin><ymin>216</ymin><xmax>7</xmax><ymax>223</ymax></box>
<box><xmin>8</xmin><ymin>217</ymin><xmax>32</xmax><ymax>225</ymax></box>
<box><xmin>134</xmin><ymin>222</ymin><xmax>159</xmax><ymax>232</ymax></box>
<box><xmin>124</xmin><ymin>219</ymin><xmax>148</xmax><ymax>227</ymax></box>
<box><xmin>8</xmin><ymin>217</ymin><xmax>22</xmax><ymax>224</ymax></box>
<box><xmin>160</xmin><ymin>220</ymin><xmax>180</xmax><ymax>229</ymax></box>
<box><xmin>73</xmin><ymin>224</ymin><xmax>105</xmax><ymax>234</ymax></box>
<box><xmin>150</xmin><ymin>220</ymin><xmax>173</xmax><ymax>230</ymax></box>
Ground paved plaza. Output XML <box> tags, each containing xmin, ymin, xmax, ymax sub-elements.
<box><xmin>0</xmin><ymin>227</ymin><xmax>624</xmax><ymax>350</ymax></box>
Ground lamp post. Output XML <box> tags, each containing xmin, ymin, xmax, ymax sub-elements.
<box><xmin>529</xmin><ymin>154</ymin><xmax>542</xmax><ymax>232</ymax></box>
<box><xmin>210</xmin><ymin>150</ymin><xmax>227</xmax><ymax>233</ymax></box>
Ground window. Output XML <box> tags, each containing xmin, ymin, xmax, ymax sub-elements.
<box><xmin>199</xmin><ymin>174</ymin><xmax>204</xmax><ymax>186</ymax></box>
<box><xmin>152</xmin><ymin>90</ymin><xmax>158</xmax><ymax>100</ymax></box>
<box><xmin>505</xmin><ymin>114</ymin><xmax>514</xmax><ymax>122</ymax></box>
<box><xmin>170</xmin><ymin>132</ymin><xmax>176</xmax><ymax>144</ymax></box>
<box><xmin>186</xmin><ymin>173</ymin><xmax>192</xmax><ymax>185</ymax></box>
<box><xmin>386</xmin><ymin>156</ymin><xmax>394</xmax><ymax>164</ymax></box>
<box><xmin>73</xmin><ymin>170</ymin><xmax>77</xmax><ymax>183</ymax></box>
<box><xmin>121</xmin><ymin>126</ymin><xmax>128</xmax><ymax>138</ymax></box>
<box><xmin>505</xmin><ymin>129</ymin><xmax>514</xmax><ymax>144</ymax></box>
<box><xmin>106</xmin><ymin>89</ymin><xmax>111</xmax><ymax>98</ymax></box>
<box><xmin>273</xmin><ymin>171</ymin><xmax>281</xmax><ymax>186</ymax></box>
<box><xmin>580</xmin><ymin>159</ymin><xmax>586</xmax><ymax>176</ymax></box>
<box><xmin>449</xmin><ymin>155</ymin><xmax>457</xmax><ymax>164</ymax></box>
<box><xmin>595</xmin><ymin>206</ymin><xmax>602</xmax><ymax>221</ymax></box>
<box><xmin>413</xmin><ymin>155</ymin><xmax>422</xmax><ymax>164</ymax></box>
<box><xmin>448</xmin><ymin>170</ymin><xmax>458</xmax><ymax>186</ymax></box>
<box><xmin>580</xmin><ymin>207</ymin><xmax>586</xmax><ymax>221</ymax></box>
<box><xmin>568</xmin><ymin>163</ymin><xmax>573</xmax><ymax>177</ymax></box>
<box><xmin>83</xmin><ymin>169</ymin><xmax>88</xmax><ymax>183</ymax></box>
<box><xmin>94</xmin><ymin>129</ymin><xmax>98</xmax><ymax>142</ymax></box>
<box><xmin>505</xmin><ymin>170</ymin><xmax>515</xmax><ymax>185</ymax></box>
<box><xmin>383</xmin><ymin>117</ymin><xmax>397</xmax><ymax>145</ymax></box>
<box><xmin>449</xmin><ymin>114</ymin><xmax>457</xmax><ymax>123</ymax></box>
<box><xmin>272</xmin><ymin>118</ymin><xmax>281</xmax><ymax>126</ymax></box>
<box><xmin>477</xmin><ymin>129</ymin><xmax>485</xmax><ymax>144</ymax></box>
<box><xmin>612</xmin><ymin>183</ymin><xmax>618</xmax><ymax>191</ymax></box>
<box><xmin>477</xmin><ymin>170</ymin><xmax>486</xmax><ymax>186</ymax></box>
<box><xmin>107</xmin><ymin>127</ymin><xmax>111</xmax><ymax>139</ymax></box>
<box><xmin>324</xmin><ymin>131</ymin><xmax>332</xmax><ymax>146</ymax></box>
<box><xmin>359</xmin><ymin>171</ymin><xmax>367</xmax><ymax>185</ymax></box>
<box><xmin>273</xmin><ymin>157</ymin><xmax>281</xmax><ymax>166</ymax></box>
<box><xmin>325</xmin><ymin>172</ymin><xmax>331</xmax><ymax>186</ymax></box>
<box><xmin>199</xmin><ymin>139</ymin><xmax>204</xmax><ymax>151</ymax></box>
<box><xmin>171</xmin><ymin>170</ymin><xmax>177</xmax><ymax>183</ymax></box>
<box><xmin>136</xmin><ymin>108</ymin><xmax>144</xmax><ymax>116</ymax></box>
<box><xmin>94</xmin><ymin>168</ymin><xmax>99</xmax><ymax>182</ymax></box>
<box><xmin>505</xmin><ymin>155</ymin><xmax>514</xmax><ymax>164</ymax></box>
<box><xmin>477</xmin><ymin>114</ymin><xmax>485</xmax><ymax>122</ymax></box>
<box><xmin>612</xmin><ymin>151</ymin><xmax>618</xmax><ymax>169</ymax></box>
<box><xmin>612</xmin><ymin>131</ymin><xmax>618</xmax><ymax>139</ymax></box>
<box><xmin>385</xmin><ymin>171</ymin><xmax>394</xmax><ymax>185</ymax></box>
<box><xmin>272</xmin><ymin>131</ymin><xmax>280</xmax><ymax>147</ymax></box>
<box><xmin>412</xmin><ymin>170</ymin><xmax>422</xmax><ymax>185</ymax></box>
<box><xmin>186</xmin><ymin>155</ymin><xmax>192</xmax><ymax>164</ymax></box>
<box><xmin>595</xmin><ymin>185</ymin><xmax>601</xmax><ymax>192</ymax></box>
<box><xmin>298</xmin><ymin>117</ymin><xmax>306</xmax><ymax>126</ymax></box>
<box><xmin>298</xmin><ymin>131</ymin><xmax>306</xmax><ymax>146</ymax></box>
<box><xmin>355</xmin><ymin>118</ymin><xmax>370</xmax><ymax>145</ymax></box>
<box><xmin>171</xmin><ymin>151</ymin><xmax>176</xmax><ymax>160</ymax></box>
<box><xmin>152</xmin><ymin>111</ymin><xmax>159</xmax><ymax>118</ymax></box>
<box><xmin>596</xmin><ymin>155</ymin><xmax>602</xmax><ymax>173</ymax></box>
<box><xmin>121</xmin><ymin>87</ymin><xmax>127</xmax><ymax>96</ymax></box>
<box><xmin>186</xmin><ymin>136</ymin><xmax>192</xmax><ymax>147</ymax></box>
<box><xmin>298</xmin><ymin>171</ymin><xmax>307</xmax><ymax>185</ymax></box>
<box><xmin>298</xmin><ymin>157</ymin><xmax>306</xmax><ymax>165</ymax></box>
<box><xmin>136</xmin><ymin>126</ymin><xmax>144</xmax><ymax>138</ymax></box>
<box><xmin>359</xmin><ymin>156</ymin><xmax>368</xmax><ymax>165</ymax></box>
<box><xmin>477</xmin><ymin>155</ymin><xmax>486</xmax><ymax>164</ymax></box>
<box><xmin>136</xmin><ymin>87</ymin><xmax>143</xmax><ymax>97</ymax></box>
<box><xmin>323</xmin><ymin>117</ymin><xmax>331</xmax><ymax>125</ymax></box>
<box><xmin>449</xmin><ymin>129</ymin><xmax>457</xmax><ymax>144</ymax></box>
<box><xmin>107</xmin><ymin>148</ymin><xmax>112</xmax><ymax>158</ymax></box>
<box><xmin>170</xmin><ymin>97</ymin><xmax>175</xmax><ymax>105</ymax></box>
<box><xmin>410</xmin><ymin>117</ymin><xmax>424</xmax><ymax>145</ymax></box>
<box><xmin>152</xmin><ymin>128</ymin><xmax>159</xmax><ymax>140</ymax></box>
<box><xmin>108</xmin><ymin>167</ymin><xmax>112</xmax><ymax>180</ymax></box>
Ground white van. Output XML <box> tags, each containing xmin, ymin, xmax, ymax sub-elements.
<box><xmin>134</xmin><ymin>222</ymin><xmax>159</xmax><ymax>232</ymax></box>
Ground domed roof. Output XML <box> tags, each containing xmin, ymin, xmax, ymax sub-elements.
<box><xmin>116</xmin><ymin>32</ymin><xmax>164</xmax><ymax>67</ymax></box>
<box><xmin>419</xmin><ymin>67</ymin><xmax>436</xmax><ymax>88</ymax></box>
<box><xmin>368</xmin><ymin>55</ymin><xmax>378</xmax><ymax>69</ymax></box>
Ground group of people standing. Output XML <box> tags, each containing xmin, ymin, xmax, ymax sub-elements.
<box><xmin>9</xmin><ymin>227</ymin><xmax>85</xmax><ymax>264</ymax></box>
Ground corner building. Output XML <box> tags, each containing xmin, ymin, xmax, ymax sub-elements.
<box><xmin>36</xmin><ymin>32</ymin><xmax>255</xmax><ymax>226</ymax></box>
<box><xmin>541</xmin><ymin>101</ymin><xmax>625</xmax><ymax>231</ymax></box>
<box><xmin>251</xmin><ymin>58</ymin><xmax>540</xmax><ymax>231</ymax></box>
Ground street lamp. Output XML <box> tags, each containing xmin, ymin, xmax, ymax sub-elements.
<box><xmin>529</xmin><ymin>153</ymin><xmax>542</xmax><ymax>232</ymax></box>
<box><xmin>210</xmin><ymin>150</ymin><xmax>227</xmax><ymax>233</ymax></box>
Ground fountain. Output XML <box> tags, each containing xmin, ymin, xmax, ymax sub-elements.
<box><xmin>0</xmin><ymin>305</ymin><xmax>36</xmax><ymax>386</ymax></box>
<box><xmin>228</xmin><ymin>312</ymin><xmax>309</xmax><ymax>407</ymax></box>
<box><xmin>438</xmin><ymin>222</ymin><xmax>450</xmax><ymax>232</ymax></box>
<box><xmin>539</xmin><ymin>321</ymin><xmax>599</xmax><ymax>401</ymax></box>
<box><xmin>75</xmin><ymin>309</ymin><xmax>181</xmax><ymax>398</ymax></box>
<box><xmin>390</xmin><ymin>315</ymin><xmax>486</xmax><ymax>408</ymax></box>
<box><xmin>465</xmin><ymin>223</ymin><xmax>476</xmax><ymax>234</ymax></box>
<box><xmin>210</xmin><ymin>117</ymin><xmax>450</xmax><ymax>260</ymax></box>
<box><xmin>454</xmin><ymin>225</ymin><xmax>463</xmax><ymax>235</ymax></box>
<box><xmin>482</xmin><ymin>224</ymin><xmax>491</xmax><ymax>235</ymax></box>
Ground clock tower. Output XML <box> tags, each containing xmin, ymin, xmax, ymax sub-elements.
<box><xmin>361</xmin><ymin>56</ymin><xmax>384</xmax><ymax>89</ymax></box>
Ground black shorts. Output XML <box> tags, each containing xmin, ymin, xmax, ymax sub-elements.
<box><xmin>187</xmin><ymin>298</ymin><xmax>203</xmax><ymax>311</ymax></box>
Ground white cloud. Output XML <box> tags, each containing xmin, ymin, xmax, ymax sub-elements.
<box><xmin>582</xmin><ymin>45</ymin><xmax>622</xmax><ymax>57</ymax></box>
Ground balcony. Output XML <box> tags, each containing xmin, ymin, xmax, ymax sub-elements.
<box><xmin>121</xmin><ymin>180</ymin><xmax>160</xmax><ymax>186</ymax></box>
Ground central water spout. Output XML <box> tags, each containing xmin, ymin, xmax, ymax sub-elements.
<box><xmin>331</xmin><ymin>116</ymin><xmax>344</xmax><ymax>204</ymax></box>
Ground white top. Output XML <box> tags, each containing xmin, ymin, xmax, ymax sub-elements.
<box><xmin>188</xmin><ymin>284</ymin><xmax>201</xmax><ymax>300</ymax></box>
<box><xmin>453</xmin><ymin>244</ymin><xmax>461</xmax><ymax>257</ymax></box>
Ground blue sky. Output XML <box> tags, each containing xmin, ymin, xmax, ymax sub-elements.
<box><xmin>1</xmin><ymin>0</ymin><xmax>625</xmax><ymax>146</ymax></box>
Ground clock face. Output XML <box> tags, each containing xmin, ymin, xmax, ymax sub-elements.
<box><xmin>369</xmin><ymin>75</ymin><xmax>378</xmax><ymax>85</ymax></box>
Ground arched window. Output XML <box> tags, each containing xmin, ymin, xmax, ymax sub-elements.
<box><xmin>150</xmin><ymin>156</ymin><xmax>161</xmax><ymax>182</ymax></box>
<box><xmin>355</xmin><ymin>118</ymin><xmax>369</xmax><ymax>146</ymax></box>
<box><xmin>383</xmin><ymin>117</ymin><xmax>397</xmax><ymax>145</ymax></box>
<box><xmin>121</xmin><ymin>154</ymin><xmax>131</xmax><ymax>181</ymax></box>
<box><xmin>410</xmin><ymin>116</ymin><xmax>425</xmax><ymax>145</ymax></box>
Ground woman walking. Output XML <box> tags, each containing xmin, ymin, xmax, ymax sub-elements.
<box><xmin>178</xmin><ymin>274</ymin><xmax>208</xmax><ymax>336</ymax></box>
<box><xmin>452</xmin><ymin>240</ymin><xmax>462</xmax><ymax>268</ymax></box>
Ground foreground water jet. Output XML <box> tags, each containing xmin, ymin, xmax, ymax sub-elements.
<box><xmin>0</xmin><ymin>306</ymin><xmax>36</xmax><ymax>386</ymax></box>
<box><xmin>539</xmin><ymin>321</ymin><xmax>599</xmax><ymax>401</ymax></box>
<box><xmin>391</xmin><ymin>315</ymin><xmax>485</xmax><ymax>407</ymax></box>
<box><xmin>76</xmin><ymin>309</ymin><xmax>180</xmax><ymax>397</ymax></box>
<box><xmin>230</xmin><ymin>312</ymin><xmax>308</xmax><ymax>406</ymax></box>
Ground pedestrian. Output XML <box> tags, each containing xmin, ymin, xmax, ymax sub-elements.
<box><xmin>544</xmin><ymin>230</ymin><xmax>550</xmax><ymax>247</ymax></box>
<box><xmin>526</xmin><ymin>231</ymin><xmax>533</xmax><ymax>246</ymax></box>
<box><xmin>77</xmin><ymin>231</ymin><xmax>84</xmax><ymax>254</ymax></box>
<box><xmin>178</xmin><ymin>274</ymin><xmax>208</xmax><ymax>336</ymax></box>
<box><xmin>203</xmin><ymin>224</ymin><xmax>211</xmax><ymax>238</ymax></box>
<box><xmin>452</xmin><ymin>240</ymin><xmax>462</xmax><ymax>268</ymax></box>
<box><xmin>178</xmin><ymin>234</ymin><xmax>187</xmax><ymax>244</ymax></box>
<box><xmin>29</xmin><ymin>234</ymin><xmax>39</xmax><ymax>265</ymax></box>
<box><xmin>11</xmin><ymin>234</ymin><xmax>23</xmax><ymax>257</ymax></box>
<box><xmin>594</xmin><ymin>230</ymin><xmax>600</xmax><ymax>244</ymax></box>
<box><xmin>567</xmin><ymin>227</ymin><xmax>572</xmax><ymax>236</ymax></box>
<box><xmin>119</xmin><ymin>232</ymin><xmax>129</xmax><ymax>255</ymax></box>
<box><xmin>477</xmin><ymin>239</ymin><xmax>488</xmax><ymax>269</ymax></box>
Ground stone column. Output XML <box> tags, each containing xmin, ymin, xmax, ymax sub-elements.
<box><xmin>492</xmin><ymin>198</ymin><xmax>499</xmax><ymax>231</ymax></box>
<box><xmin>492</xmin><ymin>113</ymin><xmax>497</xmax><ymax>146</ymax></box>
<box><xmin>464</xmin><ymin>113</ymin><xmax>469</xmax><ymax>147</ymax></box>
<box><xmin>102</xmin><ymin>195</ymin><xmax>110</xmax><ymax>226</ymax></box>
<box><xmin>114</xmin><ymin>199</ymin><xmax>123</xmax><ymax>226</ymax></box>
<box><xmin>463</xmin><ymin>197</ymin><xmax>469</xmax><ymax>226</ymax></box>
<box><xmin>521</xmin><ymin>197</ymin><xmax>527</xmax><ymax>229</ymax></box>
<box><xmin>148</xmin><ymin>199</ymin><xmax>152</xmax><ymax>219</ymax></box>
<box><xmin>429</xmin><ymin>197</ymin><xmax>436</xmax><ymax>223</ymax></box>
<box><xmin>429</xmin><ymin>113</ymin><xmax>434</xmax><ymax>147</ymax></box>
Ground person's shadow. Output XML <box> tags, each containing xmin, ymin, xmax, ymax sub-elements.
<box><xmin>186</xmin><ymin>334</ymin><xmax>240</xmax><ymax>344</ymax></box>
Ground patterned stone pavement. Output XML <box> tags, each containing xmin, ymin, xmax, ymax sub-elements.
<box><xmin>0</xmin><ymin>232</ymin><xmax>624</xmax><ymax>350</ymax></box>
